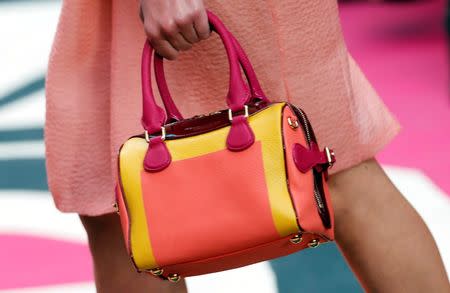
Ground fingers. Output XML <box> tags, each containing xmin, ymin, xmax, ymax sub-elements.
<box><xmin>160</xmin><ymin>19</ymin><xmax>193</xmax><ymax>56</ymax></box>
<box><xmin>144</xmin><ymin>18</ymin><xmax>196</xmax><ymax>60</ymax></box>
<box><xmin>145</xmin><ymin>20</ymin><xmax>179</xmax><ymax>60</ymax></box>
<box><xmin>140</xmin><ymin>0</ymin><xmax>210</xmax><ymax>60</ymax></box>
<box><xmin>179</xmin><ymin>23</ymin><xmax>199</xmax><ymax>44</ymax></box>
<box><xmin>150</xmin><ymin>38</ymin><xmax>179</xmax><ymax>60</ymax></box>
<box><xmin>193</xmin><ymin>8</ymin><xmax>210</xmax><ymax>40</ymax></box>
<box><xmin>170</xmin><ymin>33</ymin><xmax>193</xmax><ymax>51</ymax></box>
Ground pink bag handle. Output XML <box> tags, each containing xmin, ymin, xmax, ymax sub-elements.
<box><xmin>141</xmin><ymin>11</ymin><xmax>257</xmax><ymax>172</ymax></box>
<box><xmin>142</xmin><ymin>10</ymin><xmax>250</xmax><ymax>134</ymax></box>
<box><xmin>154</xmin><ymin>31</ymin><xmax>269</xmax><ymax>122</ymax></box>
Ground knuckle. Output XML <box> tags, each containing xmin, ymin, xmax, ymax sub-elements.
<box><xmin>160</xmin><ymin>20</ymin><xmax>177</xmax><ymax>36</ymax></box>
<box><xmin>190</xmin><ymin>8</ymin><xmax>202</xmax><ymax>19</ymax></box>
<box><xmin>144</xmin><ymin>24</ymin><xmax>161</xmax><ymax>39</ymax></box>
<box><xmin>174</xmin><ymin>15</ymin><xmax>191</xmax><ymax>27</ymax></box>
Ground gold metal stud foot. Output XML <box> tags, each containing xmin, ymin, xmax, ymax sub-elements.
<box><xmin>290</xmin><ymin>234</ymin><xmax>303</xmax><ymax>244</ymax></box>
<box><xmin>308</xmin><ymin>239</ymin><xmax>320</xmax><ymax>248</ymax></box>
<box><xmin>149</xmin><ymin>268</ymin><xmax>163</xmax><ymax>276</ymax></box>
<box><xmin>287</xmin><ymin>116</ymin><xmax>299</xmax><ymax>130</ymax></box>
<box><xmin>168</xmin><ymin>273</ymin><xmax>181</xmax><ymax>283</ymax></box>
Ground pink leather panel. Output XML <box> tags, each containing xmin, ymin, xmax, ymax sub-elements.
<box><xmin>226</xmin><ymin>115</ymin><xmax>255</xmax><ymax>151</ymax></box>
<box><xmin>143</xmin><ymin>136</ymin><xmax>172</xmax><ymax>172</ymax></box>
<box><xmin>140</xmin><ymin>141</ymin><xmax>280</xmax><ymax>267</ymax></box>
<box><xmin>292</xmin><ymin>141</ymin><xmax>331</xmax><ymax>173</ymax></box>
<box><xmin>282</xmin><ymin>106</ymin><xmax>326</xmax><ymax>235</ymax></box>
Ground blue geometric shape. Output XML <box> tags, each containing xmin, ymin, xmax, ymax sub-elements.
<box><xmin>0</xmin><ymin>76</ymin><xmax>45</xmax><ymax>108</ymax></box>
<box><xmin>270</xmin><ymin>242</ymin><xmax>363</xmax><ymax>293</ymax></box>
<box><xmin>0</xmin><ymin>128</ymin><xmax>43</xmax><ymax>142</ymax></box>
<box><xmin>0</xmin><ymin>159</ymin><xmax>47</xmax><ymax>191</ymax></box>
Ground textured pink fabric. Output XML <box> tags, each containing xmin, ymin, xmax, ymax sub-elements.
<box><xmin>45</xmin><ymin>0</ymin><xmax>400</xmax><ymax>215</ymax></box>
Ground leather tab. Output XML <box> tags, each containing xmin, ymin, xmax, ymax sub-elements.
<box><xmin>293</xmin><ymin>142</ymin><xmax>334</xmax><ymax>173</ymax></box>
<box><xmin>226</xmin><ymin>115</ymin><xmax>255</xmax><ymax>151</ymax></box>
<box><xmin>143</xmin><ymin>136</ymin><xmax>172</xmax><ymax>172</ymax></box>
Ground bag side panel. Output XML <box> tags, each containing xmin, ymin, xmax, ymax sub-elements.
<box><xmin>282</xmin><ymin>105</ymin><xmax>332</xmax><ymax>236</ymax></box>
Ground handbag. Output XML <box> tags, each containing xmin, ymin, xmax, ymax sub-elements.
<box><xmin>115</xmin><ymin>11</ymin><xmax>336</xmax><ymax>283</ymax></box>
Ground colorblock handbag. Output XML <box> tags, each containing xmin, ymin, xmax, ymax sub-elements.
<box><xmin>115</xmin><ymin>11</ymin><xmax>336</xmax><ymax>283</ymax></box>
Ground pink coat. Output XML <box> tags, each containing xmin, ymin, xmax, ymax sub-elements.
<box><xmin>45</xmin><ymin>0</ymin><xmax>399</xmax><ymax>216</ymax></box>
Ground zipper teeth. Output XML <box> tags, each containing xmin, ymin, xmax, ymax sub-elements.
<box><xmin>296</xmin><ymin>107</ymin><xmax>312</xmax><ymax>144</ymax></box>
<box><xmin>294</xmin><ymin>106</ymin><xmax>325</xmax><ymax>211</ymax></box>
<box><xmin>313</xmin><ymin>189</ymin><xmax>324</xmax><ymax>209</ymax></box>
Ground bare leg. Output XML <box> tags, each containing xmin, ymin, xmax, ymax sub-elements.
<box><xmin>80</xmin><ymin>214</ymin><xmax>187</xmax><ymax>293</ymax></box>
<box><xmin>329</xmin><ymin>159</ymin><xmax>449</xmax><ymax>292</ymax></box>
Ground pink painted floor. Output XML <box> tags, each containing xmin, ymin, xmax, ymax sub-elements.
<box><xmin>0</xmin><ymin>235</ymin><xmax>92</xmax><ymax>290</ymax></box>
<box><xmin>340</xmin><ymin>0</ymin><xmax>450</xmax><ymax>195</ymax></box>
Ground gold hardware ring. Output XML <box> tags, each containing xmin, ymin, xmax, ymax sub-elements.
<box><xmin>228</xmin><ymin>105</ymin><xmax>249</xmax><ymax>121</ymax></box>
<box><xmin>145</xmin><ymin>127</ymin><xmax>166</xmax><ymax>142</ymax></box>
<box><xmin>287</xmin><ymin>116</ymin><xmax>299</xmax><ymax>129</ymax></box>
<box><xmin>324</xmin><ymin>147</ymin><xmax>335</xmax><ymax>168</ymax></box>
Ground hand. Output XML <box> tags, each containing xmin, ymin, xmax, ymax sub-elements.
<box><xmin>140</xmin><ymin>0</ymin><xmax>210</xmax><ymax>60</ymax></box>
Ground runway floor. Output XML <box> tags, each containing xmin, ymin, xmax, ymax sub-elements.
<box><xmin>0</xmin><ymin>0</ymin><xmax>448</xmax><ymax>292</ymax></box>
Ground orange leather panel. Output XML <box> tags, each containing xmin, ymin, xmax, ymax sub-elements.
<box><xmin>282</xmin><ymin>106</ymin><xmax>326</xmax><ymax>235</ymax></box>
<box><xmin>140</xmin><ymin>141</ymin><xmax>280</xmax><ymax>266</ymax></box>
<box><xmin>162</xmin><ymin>103</ymin><xmax>299</xmax><ymax>238</ymax></box>
<box><xmin>159</xmin><ymin>233</ymin><xmax>327</xmax><ymax>277</ymax></box>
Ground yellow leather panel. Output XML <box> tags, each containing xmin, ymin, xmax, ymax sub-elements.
<box><xmin>248</xmin><ymin>103</ymin><xmax>298</xmax><ymax>236</ymax></box>
<box><xmin>119</xmin><ymin>138</ymin><xmax>158</xmax><ymax>269</ymax></box>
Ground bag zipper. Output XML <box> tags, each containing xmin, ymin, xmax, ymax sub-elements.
<box><xmin>296</xmin><ymin>108</ymin><xmax>312</xmax><ymax>145</ymax></box>
<box><xmin>293</xmin><ymin>105</ymin><xmax>331</xmax><ymax>228</ymax></box>
<box><xmin>313</xmin><ymin>189</ymin><xmax>324</xmax><ymax>209</ymax></box>
<box><xmin>294</xmin><ymin>106</ymin><xmax>324</xmax><ymax>208</ymax></box>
